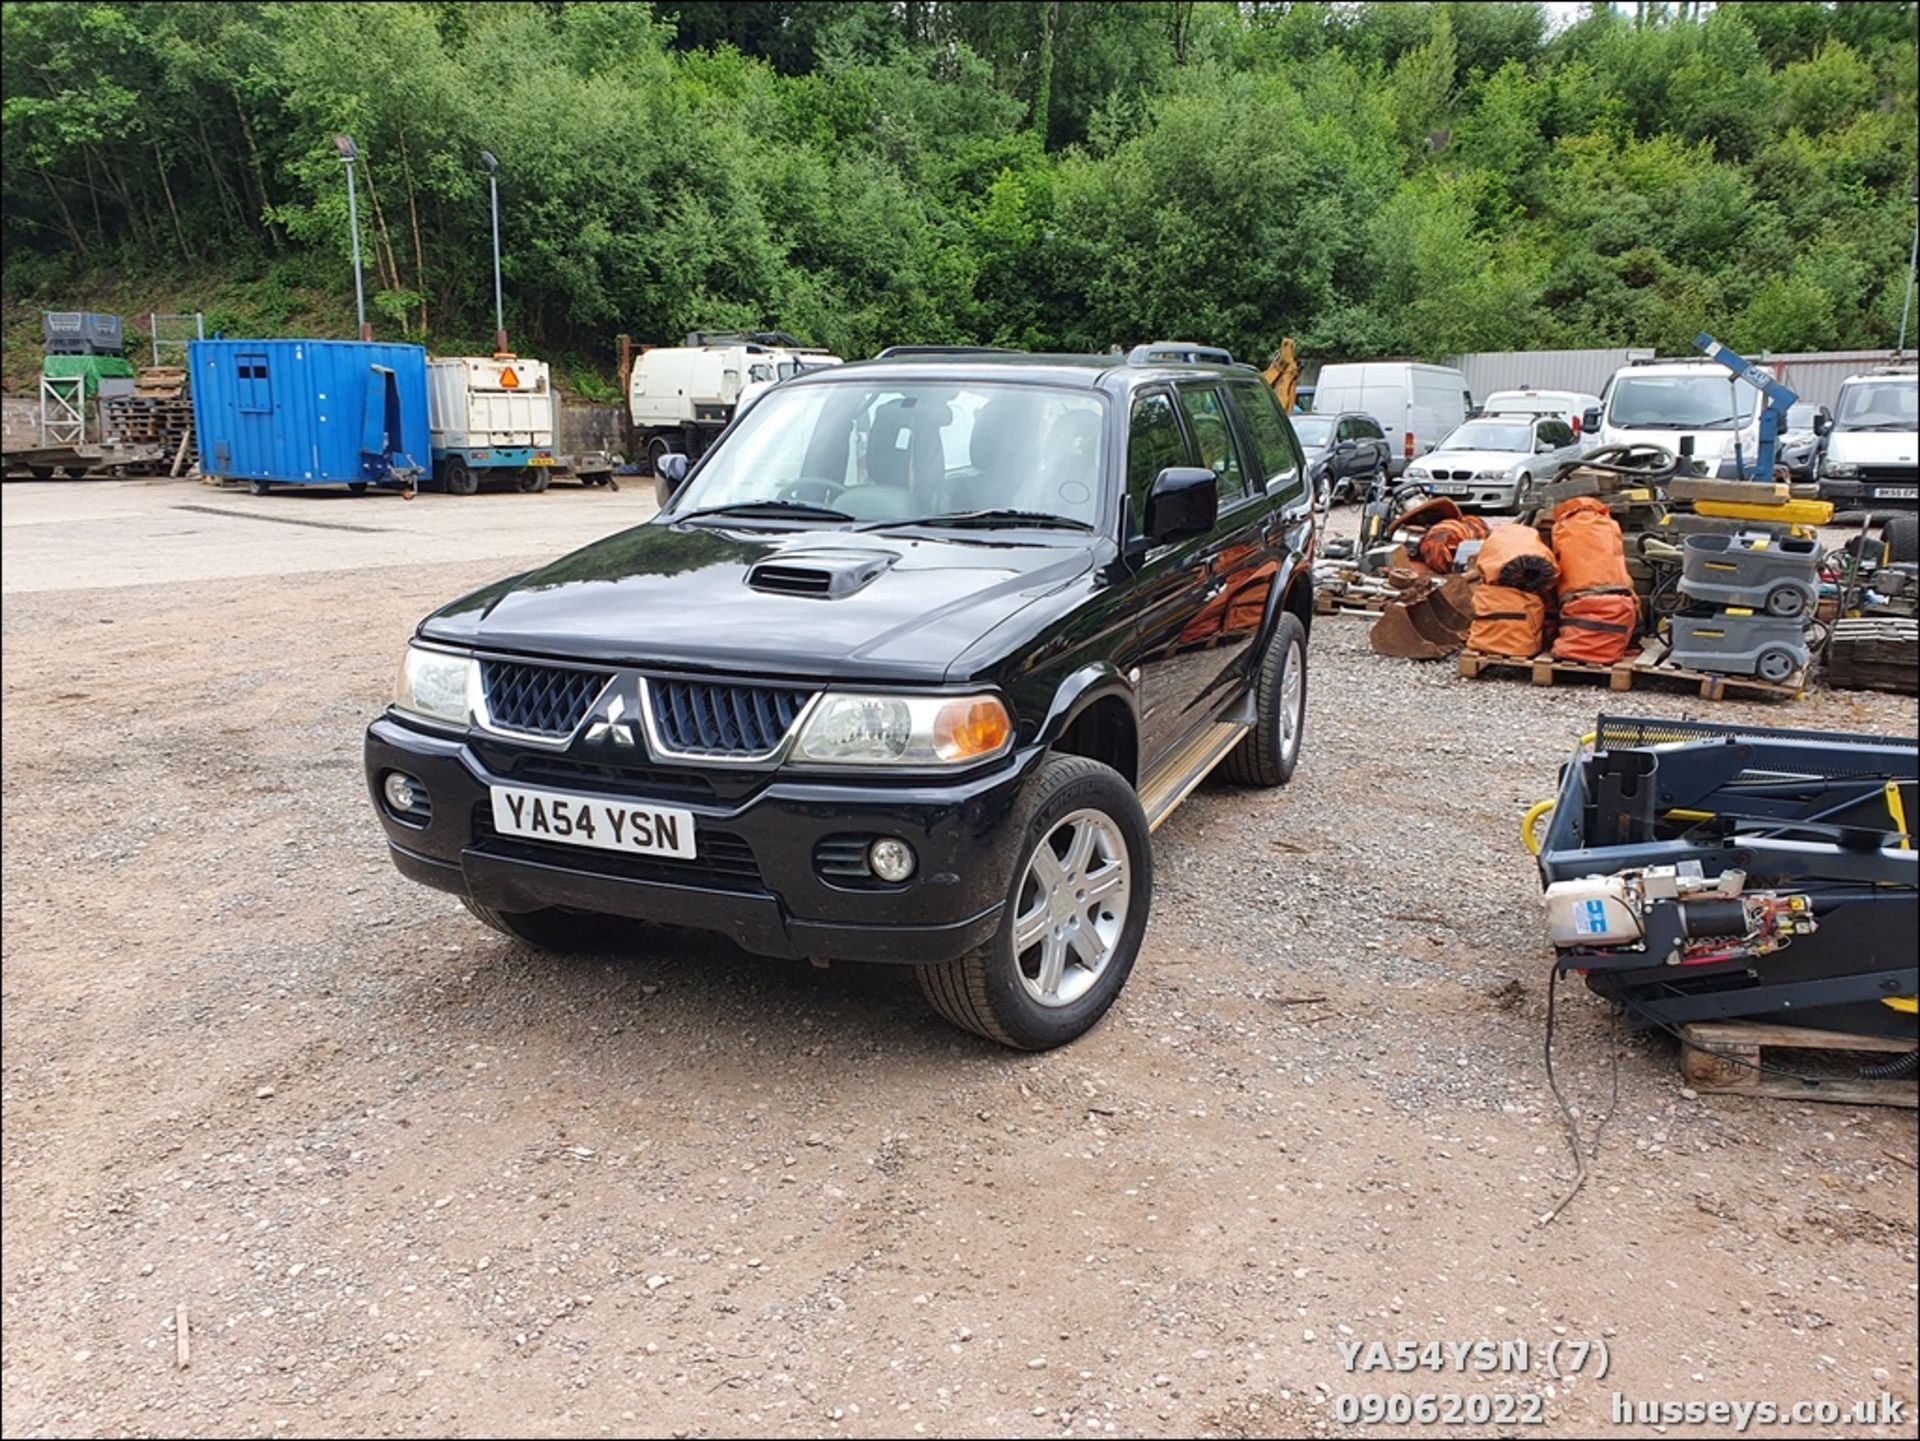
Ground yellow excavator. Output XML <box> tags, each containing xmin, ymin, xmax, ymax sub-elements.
<box><xmin>1263</xmin><ymin>339</ymin><xmax>1300</xmax><ymax>413</ymax></box>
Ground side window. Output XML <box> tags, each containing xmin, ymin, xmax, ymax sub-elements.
<box><xmin>1175</xmin><ymin>385</ymin><xmax>1247</xmax><ymax>500</ymax></box>
<box><xmin>1360</xmin><ymin>418</ymin><xmax>1384</xmax><ymax>440</ymax></box>
<box><xmin>1334</xmin><ymin>417</ymin><xmax>1353</xmax><ymax>442</ymax></box>
<box><xmin>1125</xmin><ymin>391</ymin><xmax>1192</xmax><ymax>531</ymax></box>
<box><xmin>1227</xmin><ymin>379</ymin><xmax>1306</xmax><ymax>500</ymax></box>
<box><xmin>237</xmin><ymin>352</ymin><xmax>271</xmax><ymax>413</ymax></box>
<box><xmin>1546</xmin><ymin>420</ymin><xmax>1575</xmax><ymax>448</ymax></box>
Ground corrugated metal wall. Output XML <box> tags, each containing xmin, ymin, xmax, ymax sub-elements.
<box><xmin>1445</xmin><ymin>347</ymin><xmax>1907</xmax><ymax>411</ymax></box>
<box><xmin>1446</xmin><ymin>348</ymin><xmax>1654</xmax><ymax>401</ymax></box>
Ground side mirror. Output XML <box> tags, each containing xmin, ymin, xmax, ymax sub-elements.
<box><xmin>1144</xmin><ymin>466</ymin><xmax>1218</xmax><ymax>545</ymax></box>
<box><xmin>1582</xmin><ymin>406</ymin><xmax>1602</xmax><ymax>434</ymax></box>
<box><xmin>1813</xmin><ymin>411</ymin><xmax>1832</xmax><ymax>437</ymax></box>
<box><xmin>657</xmin><ymin>452</ymin><xmax>690</xmax><ymax>488</ymax></box>
<box><xmin>1466</xmin><ymin>406</ymin><xmax>1484</xmax><ymax>420</ymax></box>
<box><xmin>1535</xmin><ymin>436</ymin><xmax>1555</xmax><ymax>453</ymax></box>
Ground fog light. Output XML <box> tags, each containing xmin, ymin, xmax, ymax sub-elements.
<box><xmin>384</xmin><ymin>771</ymin><xmax>425</xmax><ymax>815</ymax></box>
<box><xmin>868</xmin><ymin>837</ymin><xmax>916</xmax><ymax>883</ymax></box>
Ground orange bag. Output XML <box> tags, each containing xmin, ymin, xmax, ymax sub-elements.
<box><xmin>1417</xmin><ymin>516</ymin><xmax>1491</xmax><ymax>572</ymax></box>
<box><xmin>1552</xmin><ymin>588</ymin><xmax>1640</xmax><ymax>665</ymax></box>
<box><xmin>1475</xmin><ymin>522</ymin><xmax>1559</xmax><ymax>593</ymax></box>
<box><xmin>1550</xmin><ymin>497</ymin><xmax>1633</xmax><ymax>596</ymax></box>
<box><xmin>1468</xmin><ymin>584</ymin><xmax>1549</xmax><ymax>658</ymax></box>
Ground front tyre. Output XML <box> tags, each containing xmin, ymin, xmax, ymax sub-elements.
<box><xmin>1222</xmin><ymin>611</ymin><xmax>1307</xmax><ymax>788</ymax></box>
<box><xmin>917</xmin><ymin>756</ymin><xmax>1151</xmax><ymax>1050</ymax></box>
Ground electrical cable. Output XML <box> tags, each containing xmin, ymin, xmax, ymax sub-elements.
<box><xmin>1539</xmin><ymin>966</ymin><xmax>1596</xmax><ymax>1227</ymax></box>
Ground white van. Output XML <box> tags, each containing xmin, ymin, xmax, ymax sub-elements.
<box><xmin>1482</xmin><ymin>388</ymin><xmax>1603</xmax><ymax>448</ymax></box>
<box><xmin>1585</xmin><ymin>357</ymin><xmax>1772</xmax><ymax>474</ymax></box>
<box><xmin>1311</xmin><ymin>362</ymin><xmax>1474</xmax><ymax>475</ymax></box>
<box><xmin>1818</xmin><ymin>365</ymin><xmax>1917</xmax><ymax>510</ymax></box>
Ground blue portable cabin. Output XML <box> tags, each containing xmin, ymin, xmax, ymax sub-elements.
<box><xmin>189</xmin><ymin>339</ymin><xmax>430</xmax><ymax>495</ymax></box>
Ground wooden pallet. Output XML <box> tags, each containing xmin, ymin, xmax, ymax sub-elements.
<box><xmin>102</xmin><ymin>395</ymin><xmax>195</xmax><ymax>471</ymax></box>
<box><xmin>1679</xmin><ymin>1020</ymin><xmax>1916</xmax><ymax>1108</ymax></box>
<box><xmin>1457</xmin><ymin>636</ymin><xmax>1806</xmax><ymax>700</ymax></box>
<box><xmin>1315</xmin><ymin>589</ymin><xmax>1397</xmax><ymax>617</ymax></box>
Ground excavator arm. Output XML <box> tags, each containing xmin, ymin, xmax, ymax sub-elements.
<box><xmin>1263</xmin><ymin>338</ymin><xmax>1300</xmax><ymax>414</ymax></box>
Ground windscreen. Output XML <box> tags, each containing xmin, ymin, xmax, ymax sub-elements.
<box><xmin>1437</xmin><ymin>420</ymin><xmax>1532</xmax><ymax>452</ymax></box>
<box><xmin>1291</xmin><ymin>416</ymin><xmax>1334</xmax><ymax>447</ymax></box>
<box><xmin>1834</xmin><ymin>378</ymin><xmax>1918</xmax><ymax>430</ymax></box>
<box><xmin>1608</xmin><ymin>373</ymin><xmax>1760</xmax><ymax>429</ymax></box>
<box><xmin>668</xmin><ymin>380</ymin><xmax>1108</xmax><ymax>526</ymax></box>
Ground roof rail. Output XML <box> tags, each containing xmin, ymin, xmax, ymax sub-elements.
<box><xmin>872</xmin><ymin>345</ymin><xmax>1018</xmax><ymax>359</ymax></box>
<box><xmin>684</xmin><ymin>330</ymin><xmax>804</xmax><ymax>350</ymax></box>
<box><xmin>1127</xmin><ymin>341</ymin><xmax>1235</xmax><ymax>366</ymax></box>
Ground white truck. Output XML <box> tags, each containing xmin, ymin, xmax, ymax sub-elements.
<box><xmin>1582</xmin><ymin>356</ymin><xmax>1773</xmax><ymax>477</ymax></box>
<box><xmin>628</xmin><ymin>332</ymin><xmax>841</xmax><ymax>473</ymax></box>
<box><xmin>427</xmin><ymin>355</ymin><xmax>557</xmax><ymax>495</ymax></box>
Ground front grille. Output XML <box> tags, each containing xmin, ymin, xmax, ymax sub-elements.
<box><xmin>648</xmin><ymin>679</ymin><xmax>812</xmax><ymax>758</ymax></box>
<box><xmin>471</xmin><ymin>804</ymin><xmax>763</xmax><ymax>892</ymax></box>
<box><xmin>480</xmin><ymin>661</ymin><xmax>610</xmax><ymax>738</ymax></box>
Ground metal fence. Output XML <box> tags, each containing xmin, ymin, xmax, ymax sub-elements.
<box><xmin>1445</xmin><ymin>346</ymin><xmax>1910</xmax><ymax>412</ymax></box>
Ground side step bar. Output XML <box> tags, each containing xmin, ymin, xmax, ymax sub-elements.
<box><xmin>1138</xmin><ymin>721</ymin><xmax>1248</xmax><ymax>832</ymax></box>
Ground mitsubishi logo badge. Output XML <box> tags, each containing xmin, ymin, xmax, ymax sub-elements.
<box><xmin>585</xmin><ymin>692</ymin><xmax>641</xmax><ymax>748</ymax></box>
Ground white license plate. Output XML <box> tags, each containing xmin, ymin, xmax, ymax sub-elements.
<box><xmin>1872</xmin><ymin>486</ymin><xmax>1917</xmax><ymax>499</ymax></box>
<box><xmin>489</xmin><ymin>785</ymin><xmax>696</xmax><ymax>859</ymax></box>
<box><xmin>1439</xmin><ymin>484</ymin><xmax>1470</xmax><ymax>496</ymax></box>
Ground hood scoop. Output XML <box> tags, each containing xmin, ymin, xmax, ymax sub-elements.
<box><xmin>747</xmin><ymin>549</ymin><xmax>898</xmax><ymax>600</ymax></box>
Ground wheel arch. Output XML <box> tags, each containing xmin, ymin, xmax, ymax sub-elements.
<box><xmin>1036</xmin><ymin>666</ymin><xmax>1140</xmax><ymax>787</ymax></box>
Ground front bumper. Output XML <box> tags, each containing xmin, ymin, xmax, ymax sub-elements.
<box><xmin>365</xmin><ymin>716</ymin><xmax>1037</xmax><ymax>963</ymax></box>
<box><xmin>1409</xmin><ymin>478</ymin><xmax>1520</xmax><ymax>510</ymax></box>
<box><xmin>1819</xmin><ymin>474</ymin><xmax>1919</xmax><ymax>509</ymax></box>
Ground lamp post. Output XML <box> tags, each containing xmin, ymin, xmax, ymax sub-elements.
<box><xmin>335</xmin><ymin>135</ymin><xmax>371</xmax><ymax>342</ymax></box>
<box><xmin>481</xmin><ymin>150</ymin><xmax>508</xmax><ymax>356</ymax></box>
<box><xmin>1898</xmin><ymin>185</ymin><xmax>1918</xmax><ymax>357</ymax></box>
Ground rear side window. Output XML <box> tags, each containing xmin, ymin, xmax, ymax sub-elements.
<box><xmin>1356</xmin><ymin>417</ymin><xmax>1383</xmax><ymax>440</ymax></box>
<box><xmin>1228</xmin><ymin>379</ymin><xmax>1306</xmax><ymax>500</ymax></box>
<box><xmin>1541</xmin><ymin>420</ymin><xmax>1575</xmax><ymax>448</ymax></box>
<box><xmin>1126</xmin><ymin>391</ymin><xmax>1192</xmax><ymax>529</ymax></box>
<box><xmin>1175</xmin><ymin>385</ymin><xmax>1248</xmax><ymax>499</ymax></box>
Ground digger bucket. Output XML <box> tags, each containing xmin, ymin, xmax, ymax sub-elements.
<box><xmin>1370</xmin><ymin>574</ymin><xmax>1477</xmax><ymax>660</ymax></box>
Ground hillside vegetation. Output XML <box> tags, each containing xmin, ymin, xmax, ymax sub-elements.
<box><xmin>3</xmin><ymin>0</ymin><xmax>1915</xmax><ymax>388</ymax></box>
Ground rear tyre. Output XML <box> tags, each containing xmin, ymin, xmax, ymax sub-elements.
<box><xmin>348</xmin><ymin>481</ymin><xmax>369</xmax><ymax>495</ymax></box>
<box><xmin>1222</xmin><ymin>611</ymin><xmax>1308</xmax><ymax>788</ymax></box>
<box><xmin>1885</xmin><ymin>514</ymin><xmax>1919</xmax><ymax>565</ymax></box>
<box><xmin>249</xmin><ymin>480</ymin><xmax>272</xmax><ymax>496</ymax></box>
<box><xmin>646</xmin><ymin>436</ymin><xmax>673</xmax><ymax>476</ymax></box>
<box><xmin>462</xmin><ymin>898</ymin><xmax>626</xmax><ymax>952</ymax></box>
<box><xmin>517</xmin><ymin>468</ymin><xmax>550</xmax><ymax>494</ymax></box>
<box><xmin>442</xmin><ymin>457</ymin><xmax>478</xmax><ymax>496</ymax></box>
<box><xmin>916</xmin><ymin>755</ymin><xmax>1151</xmax><ymax>1051</ymax></box>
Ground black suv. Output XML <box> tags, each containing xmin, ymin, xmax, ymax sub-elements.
<box><xmin>365</xmin><ymin>349</ymin><xmax>1317</xmax><ymax>1049</ymax></box>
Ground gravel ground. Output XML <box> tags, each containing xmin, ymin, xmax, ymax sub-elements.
<box><xmin>2</xmin><ymin>494</ymin><xmax>1916</xmax><ymax>1437</ymax></box>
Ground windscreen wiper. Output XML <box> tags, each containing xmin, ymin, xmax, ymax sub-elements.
<box><xmin>670</xmin><ymin>500</ymin><xmax>855</xmax><ymax>525</ymax></box>
<box><xmin>861</xmin><ymin>509</ymin><xmax>1096</xmax><ymax>532</ymax></box>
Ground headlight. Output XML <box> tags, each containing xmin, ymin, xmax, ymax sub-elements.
<box><xmin>1476</xmin><ymin>468</ymin><xmax>1514</xmax><ymax>481</ymax></box>
<box><xmin>394</xmin><ymin>644</ymin><xmax>475</xmax><ymax>725</ymax></box>
<box><xmin>1406</xmin><ymin>466</ymin><xmax>1430</xmax><ymax>481</ymax></box>
<box><xmin>792</xmin><ymin>692</ymin><xmax>1013</xmax><ymax>766</ymax></box>
<box><xmin>1823</xmin><ymin>460</ymin><xmax>1859</xmax><ymax>478</ymax></box>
